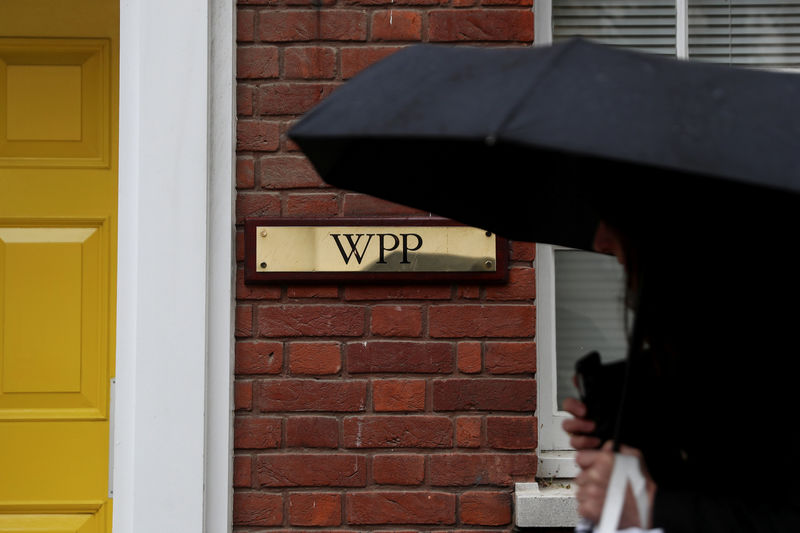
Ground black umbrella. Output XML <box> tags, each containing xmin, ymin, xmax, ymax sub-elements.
<box><xmin>289</xmin><ymin>38</ymin><xmax>800</xmax><ymax>250</ymax></box>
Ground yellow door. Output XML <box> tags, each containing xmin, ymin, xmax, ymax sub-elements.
<box><xmin>0</xmin><ymin>1</ymin><xmax>118</xmax><ymax>532</ymax></box>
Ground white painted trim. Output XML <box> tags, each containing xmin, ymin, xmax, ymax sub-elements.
<box><xmin>676</xmin><ymin>0</ymin><xmax>689</xmax><ymax>59</ymax></box>
<box><xmin>114</xmin><ymin>0</ymin><xmax>235</xmax><ymax>532</ymax></box>
<box><xmin>535</xmin><ymin>244</ymin><xmax>572</xmax><ymax>456</ymax></box>
<box><xmin>205</xmin><ymin>0</ymin><xmax>237</xmax><ymax>531</ymax></box>
<box><xmin>534</xmin><ymin>0</ymin><xmax>553</xmax><ymax>46</ymax></box>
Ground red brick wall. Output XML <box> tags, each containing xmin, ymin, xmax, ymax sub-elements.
<box><xmin>235</xmin><ymin>1</ymin><xmax>537</xmax><ymax>530</ymax></box>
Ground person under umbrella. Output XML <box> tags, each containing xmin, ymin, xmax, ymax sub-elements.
<box><xmin>289</xmin><ymin>39</ymin><xmax>800</xmax><ymax>531</ymax></box>
<box><xmin>562</xmin><ymin>173</ymin><xmax>800</xmax><ymax>531</ymax></box>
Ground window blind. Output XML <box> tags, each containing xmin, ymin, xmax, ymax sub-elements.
<box><xmin>554</xmin><ymin>250</ymin><xmax>628</xmax><ymax>408</ymax></box>
<box><xmin>688</xmin><ymin>0</ymin><xmax>800</xmax><ymax>68</ymax></box>
<box><xmin>553</xmin><ymin>0</ymin><xmax>678</xmax><ymax>56</ymax></box>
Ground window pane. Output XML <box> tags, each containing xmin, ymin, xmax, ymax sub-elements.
<box><xmin>553</xmin><ymin>0</ymin><xmax>677</xmax><ymax>56</ymax></box>
<box><xmin>689</xmin><ymin>0</ymin><xmax>800</xmax><ymax>68</ymax></box>
<box><xmin>554</xmin><ymin>249</ymin><xmax>628</xmax><ymax>407</ymax></box>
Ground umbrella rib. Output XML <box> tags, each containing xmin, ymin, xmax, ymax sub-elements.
<box><xmin>489</xmin><ymin>39</ymin><xmax>579</xmax><ymax>143</ymax></box>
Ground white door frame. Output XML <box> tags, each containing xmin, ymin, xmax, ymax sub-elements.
<box><xmin>114</xmin><ymin>1</ymin><xmax>235</xmax><ymax>532</ymax></box>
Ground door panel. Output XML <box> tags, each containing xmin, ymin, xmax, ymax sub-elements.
<box><xmin>0</xmin><ymin>1</ymin><xmax>118</xmax><ymax>532</ymax></box>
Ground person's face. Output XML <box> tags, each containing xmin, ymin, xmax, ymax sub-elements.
<box><xmin>592</xmin><ymin>220</ymin><xmax>626</xmax><ymax>265</ymax></box>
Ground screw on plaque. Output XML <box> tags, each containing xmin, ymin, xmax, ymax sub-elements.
<box><xmin>260</xmin><ymin>229</ymin><xmax>268</xmax><ymax>237</ymax></box>
<box><xmin>260</xmin><ymin>262</ymin><xmax>267</xmax><ymax>269</ymax></box>
<box><xmin>484</xmin><ymin>260</ymin><xmax>493</xmax><ymax>269</ymax></box>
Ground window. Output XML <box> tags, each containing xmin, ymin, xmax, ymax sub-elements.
<box><xmin>517</xmin><ymin>2</ymin><xmax>800</xmax><ymax>527</ymax></box>
<box><xmin>536</xmin><ymin>245</ymin><xmax>627</xmax><ymax>479</ymax></box>
<box><xmin>538</xmin><ymin>0</ymin><xmax>800</xmax><ymax>67</ymax></box>
<box><xmin>534</xmin><ymin>0</ymin><xmax>800</xmax><ymax>477</ymax></box>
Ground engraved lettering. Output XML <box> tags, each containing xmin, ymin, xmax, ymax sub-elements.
<box><xmin>378</xmin><ymin>234</ymin><xmax>400</xmax><ymax>264</ymax></box>
<box><xmin>401</xmin><ymin>233</ymin><xmax>423</xmax><ymax>264</ymax></box>
<box><xmin>330</xmin><ymin>233</ymin><xmax>374</xmax><ymax>264</ymax></box>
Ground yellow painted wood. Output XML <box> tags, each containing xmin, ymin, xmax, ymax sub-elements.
<box><xmin>6</xmin><ymin>65</ymin><xmax>83</xmax><ymax>141</ymax></box>
<box><xmin>0</xmin><ymin>1</ymin><xmax>117</xmax><ymax>532</ymax></box>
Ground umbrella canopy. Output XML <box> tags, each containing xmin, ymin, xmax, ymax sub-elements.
<box><xmin>289</xmin><ymin>38</ymin><xmax>800</xmax><ymax>249</ymax></box>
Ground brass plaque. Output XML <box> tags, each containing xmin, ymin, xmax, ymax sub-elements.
<box><xmin>244</xmin><ymin>218</ymin><xmax>508</xmax><ymax>282</ymax></box>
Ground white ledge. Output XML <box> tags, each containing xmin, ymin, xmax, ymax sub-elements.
<box><xmin>515</xmin><ymin>481</ymin><xmax>579</xmax><ymax>528</ymax></box>
<box><xmin>538</xmin><ymin>449</ymin><xmax>581</xmax><ymax>479</ymax></box>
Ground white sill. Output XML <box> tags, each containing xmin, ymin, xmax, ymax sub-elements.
<box><xmin>514</xmin><ymin>451</ymin><xmax>580</xmax><ymax>528</ymax></box>
<box><xmin>538</xmin><ymin>449</ymin><xmax>580</xmax><ymax>479</ymax></box>
<box><xmin>515</xmin><ymin>481</ymin><xmax>579</xmax><ymax>528</ymax></box>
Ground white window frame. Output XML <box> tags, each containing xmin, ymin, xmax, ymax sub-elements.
<box><xmin>535</xmin><ymin>244</ymin><xmax>581</xmax><ymax>478</ymax></box>
<box><xmin>536</xmin><ymin>0</ymin><xmax>689</xmax><ymax>55</ymax></box>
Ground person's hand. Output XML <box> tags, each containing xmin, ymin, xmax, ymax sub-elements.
<box><xmin>575</xmin><ymin>442</ymin><xmax>657</xmax><ymax>528</ymax></box>
<box><xmin>562</xmin><ymin>397</ymin><xmax>602</xmax><ymax>450</ymax></box>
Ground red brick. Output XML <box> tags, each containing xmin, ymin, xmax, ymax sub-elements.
<box><xmin>236</xmin><ymin>229</ymin><xmax>245</xmax><ymax>261</ymax></box>
<box><xmin>429</xmin><ymin>10</ymin><xmax>534</xmax><ymax>42</ymax></box>
<box><xmin>432</xmin><ymin>378</ymin><xmax>535</xmax><ymax>411</ymax></box>
<box><xmin>257</xmin><ymin>305</ymin><xmax>365</xmax><ymax>337</ymax></box>
<box><xmin>457</xmin><ymin>284</ymin><xmax>481</xmax><ymax>299</ymax></box>
<box><xmin>257</xmin><ymin>83</ymin><xmax>337</xmax><ymax>116</ymax></box>
<box><xmin>485</xmin><ymin>342</ymin><xmax>536</xmax><ymax>374</ymax></box>
<box><xmin>429</xmin><ymin>304</ymin><xmax>535</xmax><ymax>337</ymax></box>
<box><xmin>234</xmin><ymin>416</ymin><xmax>282</xmax><ymax>449</ymax></box>
<box><xmin>237</xmin><ymin>46</ymin><xmax>279</xmax><ymax>78</ymax></box>
<box><xmin>343</xmin><ymin>416</ymin><xmax>452</xmax><ymax>448</ymax></box>
<box><xmin>260</xmin><ymin>379</ymin><xmax>367</xmax><ymax>412</ymax></box>
<box><xmin>373</xmin><ymin>454</ymin><xmax>425</xmax><ymax>485</ymax></box>
<box><xmin>372</xmin><ymin>11</ymin><xmax>422</xmax><ymax>41</ymax></box>
<box><xmin>344</xmin><ymin>284</ymin><xmax>451</xmax><ymax>301</ymax></box>
<box><xmin>289</xmin><ymin>493</ymin><xmax>342</xmax><ymax>526</ymax></box>
<box><xmin>460</xmin><ymin>491</ymin><xmax>512</xmax><ymax>525</ymax></box>
<box><xmin>340</xmin><ymin>46</ymin><xmax>403</xmax><ymax>79</ymax></box>
<box><xmin>236</xmin><ymin>157</ymin><xmax>255</xmax><ymax>189</ymax></box>
<box><xmin>233</xmin><ymin>455</ymin><xmax>252</xmax><ymax>487</ymax></box>
<box><xmin>346</xmin><ymin>492</ymin><xmax>455</xmax><ymax>524</ymax></box>
<box><xmin>235</xmin><ymin>305</ymin><xmax>253</xmax><ymax>337</ymax></box>
<box><xmin>373</xmin><ymin>379</ymin><xmax>426</xmax><ymax>411</ymax></box>
<box><xmin>289</xmin><ymin>342</ymin><xmax>342</xmax><ymax>375</ymax></box>
<box><xmin>237</xmin><ymin>85</ymin><xmax>252</xmax><ymax>116</ymax></box>
<box><xmin>287</xmin><ymin>284</ymin><xmax>339</xmax><ymax>298</ymax></box>
<box><xmin>483</xmin><ymin>0</ymin><xmax>532</xmax><ymax>5</ymax></box>
<box><xmin>347</xmin><ymin>341</ymin><xmax>453</xmax><ymax>373</ymax></box>
<box><xmin>511</xmin><ymin>241</ymin><xmax>536</xmax><ymax>261</ymax></box>
<box><xmin>371</xmin><ymin>305</ymin><xmax>423</xmax><ymax>337</ymax></box>
<box><xmin>259</xmin><ymin>155</ymin><xmax>324</xmax><ymax>189</ymax></box>
<box><xmin>236</xmin><ymin>192</ymin><xmax>281</xmax><ymax>223</ymax></box>
<box><xmin>429</xmin><ymin>453</ymin><xmax>536</xmax><ymax>486</ymax></box>
<box><xmin>233</xmin><ymin>492</ymin><xmax>283</xmax><ymax>526</ymax></box>
<box><xmin>257</xmin><ymin>454</ymin><xmax>367</xmax><ymax>486</ymax></box>
<box><xmin>236</xmin><ymin>268</ymin><xmax>283</xmax><ymax>300</ymax></box>
<box><xmin>286</xmin><ymin>416</ymin><xmax>339</xmax><ymax>448</ymax></box>
<box><xmin>344</xmin><ymin>0</ymin><xmax>443</xmax><ymax>4</ymax></box>
<box><xmin>487</xmin><ymin>416</ymin><xmax>537</xmax><ymax>450</ymax></box>
<box><xmin>284</xmin><ymin>0</ymin><xmax>337</xmax><ymax>5</ymax></box>
<box><xmin>485</xmin><ymin>267</ymin><xmax>535</xmax><ymax>300</ymax></box>
<box><xmin>452</xmin><ymin>0</ymin><xmax>478</xmax><ymax>6</ymax></box>
<box><xmin>237</xmin><ymin>120</ymin><xmax>280</xmax><ymax>151</ymax></box>
<box><xmin>258</xmin><ymin>11</ymin><xmax>368</xmax><ymax>42</ymax></box>
<box><xmin>236</xmin><ymin>341</ymin><xmax>283</xmax><ymax>375</ymax></box>
<box><xmin>342</xmin><ymin>192</ymin><xmax>426</xmax><ymax>216</ymax></box>
<box><xmin>456</xmin><ymin>416</ymin><xmax>482</xmax><ymax>448</ymax></box>
<box><xmin>284</xmin><ymin>46</ymin><xmax>337</xmax><ymax>79</ymax></box>
<box><xmin>286</xmin><ymin>192</ymin><xmax>338</xmax><ymax>216</ymax></box>
<box><xmin>235</xmin><ymin>381</ymin><xmax>253</xmax><ymax>410</ymax></box>
<box><xmin>457</xmin><ymin>341</ymin><xmax>482</xmax><ymax>373</ymax></box>
<box><xmin>237</xmin><ymin>10</ymin><xmax>255</xmax><ymax>42</ymax></box>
